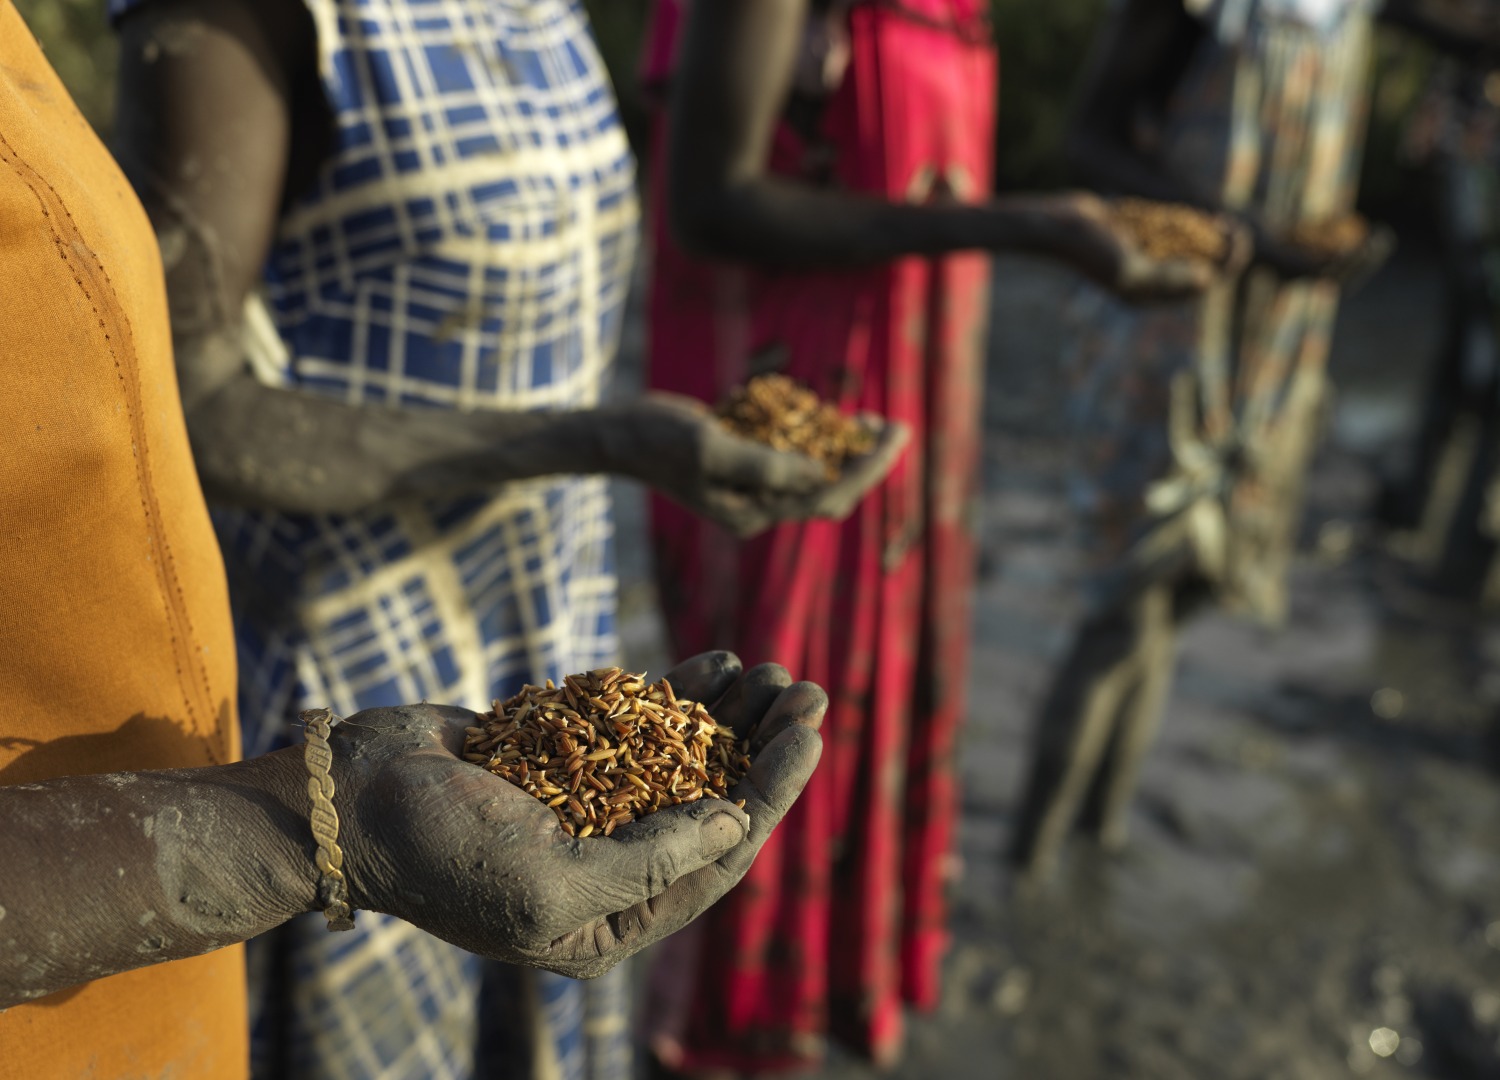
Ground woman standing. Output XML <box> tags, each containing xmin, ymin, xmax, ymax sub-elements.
<box><xmin>109</xmin><ymin>1</ymin><xmax>894</xmax><ymax>1077</ymax></box>
<box><xmin>1010</xmin><ymin>0</ymin><xmax>1384</xmax><ymax>880</ymax></box>
<box><xmin>639</xmin><ymin>0</ymin><xmax>1221</xmax><ymax>1071</ymax></box>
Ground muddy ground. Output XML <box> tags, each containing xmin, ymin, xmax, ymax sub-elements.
<box><xmin>612</xmin><ymin>245</ymin><xmax>1500</xmax><ymax>1079</ymax></box>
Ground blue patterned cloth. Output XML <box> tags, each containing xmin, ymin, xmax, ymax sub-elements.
<box><xmin>110</xmin><ymin>2</ymin><xmax>639</xmax><ymax>1078</ymax></box>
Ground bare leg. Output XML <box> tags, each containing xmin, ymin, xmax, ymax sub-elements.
<box><xmin>1008</xmin><ymin>595</ymin><xmax>1154</xmax><ymax>881</ymax></box>
<box><xmin>1078</xmin><ymin>583</ymin><xmax>1179</xmax><ymax>850</ymax></box>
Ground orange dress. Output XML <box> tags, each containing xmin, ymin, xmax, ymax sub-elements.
<box><xmin>0</xmin><ymin>4</ymin><xmax>246</xmax><ymax>1076</ymax></box>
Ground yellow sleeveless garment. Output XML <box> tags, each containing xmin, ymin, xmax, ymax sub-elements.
<box><xmin>0</xmin><ymin>4</ymin><xmax>246</xmax><ymax>1076</ymax></box>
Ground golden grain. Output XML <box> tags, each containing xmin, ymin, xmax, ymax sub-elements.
<box><xmin>1111</xmin><ymin>198</ymin><xmax>1229</xmax><ymax>263</ymax></box>
<box><xmin>463</xmin><ymin>667</ymin><xmax>752</xmax><ymax>837</ymax></box>
<box><xmin>717</xmin><ymin>373</ymin><xmax>877</xmax><ymax>479</ymax></box>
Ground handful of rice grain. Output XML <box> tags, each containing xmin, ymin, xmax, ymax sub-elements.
<box><xmin>1111</xmin><ymin>198</ymin><xmax>1230</xmax><ymax>264</ymax></box>
<box><xmin>717</xmin><ymin>373</ymin><xmax>877</xmax><ymax>480</ymax></box>
<box><xmin>463</xmin><ymin>667</ymin><xmax>750</xmax><ymax>838</ymax></box>
<box><xmin>1287</xmin><ymin>214</ymin><xmax>1369</xmax><ymax>260</ymax></box>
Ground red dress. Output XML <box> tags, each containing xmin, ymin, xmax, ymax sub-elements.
<box><xmin>641</xmin><ymin>1</ymin><xmax>996</xmax><ymax>1068</ymax></box>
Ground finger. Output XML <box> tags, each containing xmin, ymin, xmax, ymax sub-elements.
<box><xmin>568</xmin><ymin>689</ymin><xmax>826</xmax><ymax>960</ymax></box>
<box><xmin>570</xmin><ymin>796</ymin><xmax>752</xmax><ymax>914</ymax></box>
<box><xmin>809</xmin><ymin>420</ymin><xmax>910</xmax><ymax>519</ymax></box>
<box><xmin>711</xmin><ymin>662</ymin><xmax>793</xmax><ymax>739</ymax></box>
<box><xmin>703</xmin><ymin>433</ymin><xmax>827</xmax><ymax>495</ymax></box>
<box><xmin>722</xmin><ymin>682</ymin><xmax>827</xmax><ymax>861</ymax></box>
<box><xmin>740</xmin><ymin>677</ymin><xmax>827</xmax><ymax>753</ymax></box>
<box><xmin>660</xmin><ymin>651</ymin><xmax>743</xmax><ymax>710</ymax></box>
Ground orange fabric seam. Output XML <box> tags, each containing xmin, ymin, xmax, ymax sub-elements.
<box><xmin>0</xmin><ymin>128</ymin><xmax>222</xmax><ymax>767</ymax></box>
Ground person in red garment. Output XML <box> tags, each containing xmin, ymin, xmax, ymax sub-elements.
<box><xmin>638</xmin><ymin>1</ymin><xmax>1231</xmax><ymax>1072</ymax></box>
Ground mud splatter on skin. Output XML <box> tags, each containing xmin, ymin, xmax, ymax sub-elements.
<box><xmin>0</xmin><ymin>751</ymin><xmax>310</xmax><ymax>1007</ymax></box>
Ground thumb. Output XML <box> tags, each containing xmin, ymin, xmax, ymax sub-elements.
<box><xmin>582</xmin><ymin>798</ymin><xmax>752</xmax><ymax>908</ymax></box>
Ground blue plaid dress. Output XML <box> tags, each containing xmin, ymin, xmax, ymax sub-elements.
<box><xmin>111</xmin><ymin>2</ymin><xmax>638</xmax><ymax>1078</ymax></box>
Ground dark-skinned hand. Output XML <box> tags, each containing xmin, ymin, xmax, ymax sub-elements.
<box><xmin>324</xmin><ymin>652</ymin><xmax>824</xmax><ymax>978</ymax></box>
<box><xmin>1037</xmin><ymin>191</ymin><xmax>1225</xmax><ymax>302</ymax></box>
<box><xmin>603</xmin><ymin>392</ymin><xmax>909</xmax><ymax>538</ymax></box>
<box><xmin>1249</xmin><ymin>217</ymin><xmax>1395</xmax><ymax>290</ymax></box>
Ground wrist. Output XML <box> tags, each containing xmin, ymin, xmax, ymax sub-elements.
<box><xmin>978</xmin><ymin>197</ymin><xmax>1075</xmax><ymax>255</ymax></box>
<box><xmin>587</xmin><ymin>403</ymin><xmax>643</xmax><ymax>480</ymax></box>
<box><xmin>216</xmin><ymin>749</ymin><xmax>322</xmax><ymax>925</ymax></box>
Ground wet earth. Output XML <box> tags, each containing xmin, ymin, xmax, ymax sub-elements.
<box><xmin>615</xmin><ymin>244</ymin><xmax>1500</xmax><ymax>1079</ymax></box>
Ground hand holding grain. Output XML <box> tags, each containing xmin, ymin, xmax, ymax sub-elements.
<box><xmin>607</xmin><ymin>391</ymin><xmax>908</xmax><ymax>537</ymax></box>
<box><xmin>1042</xmin><ymin>191</ymin><xmax>1228</xmax><ymax>302</ymax></box>
<box><xmin>325</xmin><ymin>652</ymin><xmax>825</xmax><ymax>978</ymax></box>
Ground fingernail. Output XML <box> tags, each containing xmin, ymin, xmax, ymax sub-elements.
<box><xmin>699</xmin><ymin>810</ymin><xmax>745</xmax><ymax>859</ymax></box>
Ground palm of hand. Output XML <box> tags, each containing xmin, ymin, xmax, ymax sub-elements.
<box><xmin>621</xmin><ymin>392</ymin><xmax>909</xmax><ymax>538</ymax></box>
<box><xmin>324</xmin><ymin>655</ymin><xmax>824</xmax><ymax>978</ymax></box>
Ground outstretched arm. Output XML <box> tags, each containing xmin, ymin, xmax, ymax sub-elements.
<box><xmin>111</xmin><ymin>0</ymin><xmax>859</xmax><ymax>532</ymax></box>
<box><xmin>667</xmin><ymin>0</ymin><xmax>1214</xmax><ymax>297</ymax></box>
<box><xmin>0</xmin><ymin>653</ymin><xmax>824</xmax><ymax>1006</ymax></box>
<box><xmin>111</xmin><ymin>0</ymin><xmax>622</xmax><ymax>513</ymax></box>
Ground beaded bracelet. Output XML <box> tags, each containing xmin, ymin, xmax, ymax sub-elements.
<box><xmin>300</xmin><ymin>708</ymin><xmax>356</xmax><ymax>932</ymax></box>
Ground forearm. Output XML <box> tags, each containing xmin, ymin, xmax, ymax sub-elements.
<box><xmin>0</xmin><ymin>750</ymin><xmax>313</xmax><ymax>1008</ymax></box>
<box><xmin>183</xmin><ymin>337</ymin><xmax>619</xmax><ymax>515</ymax></box>
<box><xmin>672</xmin><ymin>180</ymin><xmax>1079</xmax><ymax>267</ymax></box>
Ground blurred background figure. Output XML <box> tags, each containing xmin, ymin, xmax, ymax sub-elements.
<box><xmin>1010</xmin><ymin>0</ymin><xmax>1391</xmax><ymax>881</ymax></box>
<box><xmin>637</xmin><ymin>0</ymin><xmax>1219</xmax><ymax>1074</ymax></box>
<box><xmin>107</xmin><ymin>1</ymin><xmax>888</xmax><ymax>1077</ymax></box>
<box><xmin>1378</xmin><ymin>0</ymin><xmax>1500</xmax><ymax>598</ymax></box>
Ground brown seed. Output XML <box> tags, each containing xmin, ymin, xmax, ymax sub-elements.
<box><xmin>462</xmin><ymin>669</ymin><xmax>752</xmax><ymax>837</ymax></box>
<box><xmin>1110</xmin><ymin>198</ymin><xmax>1229</xmax><ymax>263</ymax></box>
<box><xmin>716</xmin><ymin>373</ymin><xmax>877</xmax><ymax>479</ymax></box>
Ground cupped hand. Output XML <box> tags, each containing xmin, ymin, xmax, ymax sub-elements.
<box><xmin>1251</xmin><ymin>217</ymin><xmax>1394</xmax><ymax>289</ymax></box>
<box><xmin>607</xmin><ymin>392</ymin><xmax>909</xmax><ymax>537</ymax></box>
<box><xmin>1043</xmin><ymin>191</ymin><xmax>1225</xmax><ymax>303</ymax></box>
<box><xmin>328</xmin><ymin>652</ymin><xmax>825</xmax><ymax>978</ymax></box>
<box><xmin>725</xmin><ymin>415</ymin><xmax>910</xmax><ymax>536</ymax></box>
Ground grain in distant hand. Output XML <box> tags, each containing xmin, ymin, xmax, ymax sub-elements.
<box><xmin>718</xmin><ymin>373</ymin><xmax>877</xmax><ymax>480</ymax></box>
<box><xmin>1111</xmin><ymin>198</ymin><xmax>1230</xmax><ymax>263</ymax></box>
<box><xmin>1287</xmin><ymin>214</ymin><xmax>1369</xmax><ymax>259</ymax></box>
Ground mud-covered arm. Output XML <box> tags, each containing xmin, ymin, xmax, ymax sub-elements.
<box><xmin>1064</xmin><ymin>0</ymin><xmax>1213</xmax><ymax>207</ymax></box>
<box><xmin>668</xmin><ymin>0</ymin><xmax>1211</xmax><ymax>299</ymax></box>
<box><xmin>111</xmin><ymin>0</ymin><xmax>844</xmax><ymax>527</ymax></box>
<box><xmin>110</xmin><ymin>0</ymin><xmax>636</xmax><ymax>515</ymax></box>
<box><xmin>0</xmin><ymin>749</ymin><xmax>317</xmax><ymax>1009</ymax></box>
<box><xmin>0</xmin><ymin>653</ymin><xmax>824</xmax><ymax>1005</ymax></box>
